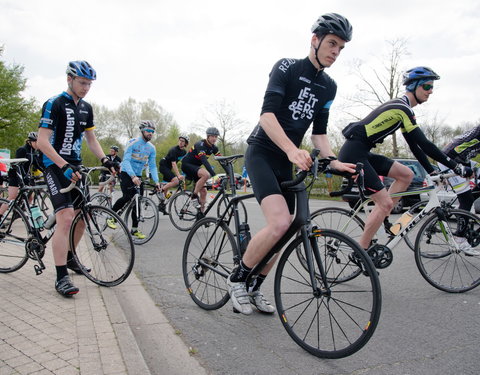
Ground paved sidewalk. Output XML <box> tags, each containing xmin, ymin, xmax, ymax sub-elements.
<box><xmin>0</xmin><ymin>251</ymin><xmax>208</xmax><ymax>375</ymax></box>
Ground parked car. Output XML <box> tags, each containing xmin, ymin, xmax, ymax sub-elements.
<box><xmin>341</xmin><ymin>158</ymin><xmax>452</xmax><ymax>214</ymax></box>
<box><xmin>206</xmin><ymin>173</ymin><xmax>248</xmax><ymax>190</ymax></box>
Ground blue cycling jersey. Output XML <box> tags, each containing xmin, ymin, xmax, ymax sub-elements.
<box><xmin>121</xmin><ymin>137</ymin><xmax>159</xmax><ymax>183</ymax></box>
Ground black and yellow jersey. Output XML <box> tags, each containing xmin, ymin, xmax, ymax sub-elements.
<box><xmin>342</xmin><ymin>95</ymin><xmax>418</xmax><ymax>147</ymax></box>
<box><xmin>443</xmin><ymin>125</ymin><xmax>480</xmax><ymax>164</ymax></box>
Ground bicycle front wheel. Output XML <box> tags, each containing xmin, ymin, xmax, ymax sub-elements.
<box><xmin>0</xmin><ymin>199</ymin><xmax>29</xmax><ymax>273</ymax></box>
<box><xmin>182</xmin><ymin>217</ymin><xmax>236</xmax><ymax>310</ymax></box>
<box><xmin>168</xmin><ymin>191</ymin><xmax>197</xmax><ymax>231</ymax></box>
<box><xmin>414</xmin><ymin>209</ymin><xmax>480</xmax><ymax>292</ymax></box>
<box><xmin>90</xmin><ymin>192</ymin><xmax>112</xmax><ymax>208</ymax></box>
<box><xmin>124</xmin><ymin>196</ymin><xmax>159</xmax><ymax>244</ymax></box>
<box><xmin>71</xmin><ymin>205</ymin><xmax>135</xmax><ymax>287</ymax></box>
<box><xmin>275</xmin><ymin>229</ymin><xmax>381</xmax><ymax>359</ymax></box>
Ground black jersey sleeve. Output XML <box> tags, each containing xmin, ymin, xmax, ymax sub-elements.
<box><xmin>312</xmin><ymin>111</ymin><xmax>329</xmax><ymax>135</ymax></box>
<box><xmin>403</xmin><ymin>128</ymin><xmax>457</xmax><ymax>172</ymax></box>
<box><xmin>261</xmin><ymin>92</ymin><xmax>283</xmax><ymax>115</ymax></box>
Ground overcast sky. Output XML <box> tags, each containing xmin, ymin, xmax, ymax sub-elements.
<box><xmin>1</xmin><ymin>0</ymin><xmax>479</xmax><ymax>136</ymax></box>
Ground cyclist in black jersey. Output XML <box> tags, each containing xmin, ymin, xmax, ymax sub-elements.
<box><xmin>437</xmin><ymin>125</ymin><xmax>480</xmax><ymax>255</ymax></box>
<box><xmin>338</xmin><ymin>66</ymin><xmax>472</xmax><ymax>254</ymax></box>
<box><xmin>181</xmin><ymin>128</ymin><xmax>221</xmax><ymax>212</ymax></box>
<box><xmin>98</xmin><ymin>145</ymin><xmax>122</xmax><ymax>194</ymax></box>
<box><xmin>227</xmin><ymin>13</ymin><xmax>357</xmax><ymax>315</ymax></box>
<box><xmin>159</xmin><ymin>135</ymin><xmax>188</xmax><ymax>197</ymax></box>
<box><xmin>0</xmin><ymin>132</ymin><xmax>42</xmax><ymax>219</ymax></box>
<box><xmin>37</xmin><ymin>61</ymin><xmax>116</xmax><ymax>297</ymax></box>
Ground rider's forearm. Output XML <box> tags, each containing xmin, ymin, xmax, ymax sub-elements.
<box><xmin>259</xmin><ymin>113</ymin><xmax>298</xmax><ymax>155</ymax></box>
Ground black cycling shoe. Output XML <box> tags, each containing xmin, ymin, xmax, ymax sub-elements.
<box><xmin>67</xmin><ymin>259</ymin><xmax>91</xmax><ymax>275</ymax></box>
<box><xmin>55</xmin><ymin>275</ymin><xmax>79</xmax><ymax>297</ymax></box>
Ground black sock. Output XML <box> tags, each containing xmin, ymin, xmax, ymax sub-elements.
<box><xmin>67</xmin><ymin>251</ymin><xmax>74</xmax><ymax>262</ymax></box>
<box><xmin>56</xmin><ymin>265</ymin><xmax>68</xmax><ymax>281</ymax></box>
<box><xmin>230</xmin><ymin>260</ymin><xmax>252</xmax><ymax>282</ymax></box>
<box><xmin>250</xmin><ymin>274</ymin><xmax>267</xmax><ymax>292</ymax></box>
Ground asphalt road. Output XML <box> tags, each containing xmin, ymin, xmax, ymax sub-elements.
<box><xmin>131</xmin><ymin>197</ymin><xmax>480</xmax><ymax>375</ymax></box>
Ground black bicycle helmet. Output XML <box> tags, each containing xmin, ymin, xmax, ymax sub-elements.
<box><xmin>206</xmin><ymin>127</ymin><xmax>220</xmax><ymax>136</ymax></box>
<box><xmin>139</xmin><ymin>120</ymin><xmax>156</xmax><ymax>131</ymax></box>
<box><xmin>66</xmin><ymin>61</ymin><xmax>97</xmax><ymax>80</ymax></box>
<box><xmin>110</xmin><ymin>145</ymin><xmax>119</xmax><ymax>152</ymax></box>
<box><xmin>311</xmin><ymin>13</ymin><xmax>353</xmax><ymax>42</ymax></box>
<box><xmin>402</xmin><ymin>66</ymin><xmax>440</xmax><ymax>86</ymax></box>
<box><xmin>27</xmin><ymin>131</ymin><xmax>38</xmax><ymax>141</ymax></box>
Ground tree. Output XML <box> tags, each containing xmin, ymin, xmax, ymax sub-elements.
<box><xmin>0</xmin><ymin>46</ymin><xmax>39</xmax><ymax>151</ymax></box>
<box><xmin>344</xmin><ymin>38</ymin><xmax>409</xmax><ymax>157</ymax></box>
<box><xmin>198</xmin><ymin>99</ymin><xmax>246</xmax><ymax>155</ymax></box>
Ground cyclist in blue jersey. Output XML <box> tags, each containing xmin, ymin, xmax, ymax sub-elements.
<box><xmin>108</xmin><ymin>120</ymin><xmax>161</xmax><ymax>239</ymax></box>
<box><xmin>37</xmin><ymin>61</ymin><xmax>117</xmax><ymax>297</ymax></box>
<box><xmin>227</xmin><ymin>13</ymin><xmax>357</xmax><ymax>315</ymax></box>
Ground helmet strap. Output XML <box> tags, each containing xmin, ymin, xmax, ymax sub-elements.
<box><xmin>312</xmin><ymin>35</ymin><xmax>326</xmax><ymax>71</ymax></box>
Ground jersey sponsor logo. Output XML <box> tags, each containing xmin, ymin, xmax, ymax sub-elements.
<box><xmin>59</xmin><ymin>108</ymin><xmax>75</xmax><ymax>156</ymax></box>
<box><xmin>278</xmin><ymin>58</ymin><xmax>296</xmax><ymax>73</ymax></box>
<box><xmin>299</xmin><ymin>76</ymin><xmax>311</xmax><ymax>84</ymax></box>
<box><xmin>79</xmin><ymin>110</ymin><xmax>89</xmax><ymax>115</ymax></box>
<box><xmin>288</xmin><ymin>87</ymin><xmax>318</xmax><ymax>120</ymax></box>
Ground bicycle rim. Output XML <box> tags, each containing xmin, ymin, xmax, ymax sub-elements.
<box><xmin>182</xmin><ymin>217</ymin><xmax>235</xmax><ymax>310</ymax></box>
<box><xmin>0</xmin><ymin>201</ymin><xmax>29</xmax><ymax>273</ymax></box>
<box><xmin>415</xmin><ymin>209</ymin><xmax>480</xmax><ymax>292</ymax></box>
<box><xmin>217</xmin><ymin>196</ymin><xmax>248</xmax><ymax>224</ymax></box>
<box><xmin>275</xmin><ymin>230</ymin><xmax>381</xmax><ymax>358</ymax></box>
<box><xmin>90</xmin><ymin>192</ymin><xmax>112</xmax><ymax>208</ymax></box>
<box><xmin>71</xmin><ymin>205</ymin><xmax>135</xmax><ymax>286</ymax></box>
<box><xmin>124</xmin><ymin>197</ymin><xmax>159</xmax><ymax>244</ymax></box>
<box><xmin>169</xmin><ymin>192</ymin><xmax>197</xmax><ymax>231</ymax></box>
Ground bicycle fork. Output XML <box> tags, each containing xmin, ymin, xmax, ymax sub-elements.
<box><xmin>301</xmin><ymin>225</ymin><xmax>330</xmax><ymax>298</ymax></box>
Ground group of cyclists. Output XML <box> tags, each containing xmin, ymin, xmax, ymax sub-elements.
<box><xmin>1</xmin><ymin>13</ymin><xmax>479</xmax><ymax>311</ymax></box>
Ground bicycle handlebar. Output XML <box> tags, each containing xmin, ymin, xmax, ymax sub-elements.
<box><xmin>59</xmin><ymin>166</ymin><xmax>116</xmax><ymax>193</ymax></box>
<box><xmin>328</xmin><ymin>163</ymin><xmax>364</xmax><ymax>197</ymax></box>
<box><xmin>280</xmin><ymin>149</ymin><xmax>321</xmax><ymax>189</ymax></box>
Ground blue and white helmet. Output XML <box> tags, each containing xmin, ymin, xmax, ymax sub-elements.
<box><xmin>66</xmin><ymin>61</ymin><xmax>97</xmax><ymax>80</ymax></box>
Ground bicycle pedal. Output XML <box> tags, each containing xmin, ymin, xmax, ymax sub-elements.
<box><xmin>34</xmin><ymin>265</ymin><xmax>43</xmax><ymax>275</ymax></box>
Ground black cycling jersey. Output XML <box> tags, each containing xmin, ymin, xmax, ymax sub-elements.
<box><xmin>100</xmin><ymin>155</ymin><xmax>122</xmax><ymax>176</ymax></box>
<box><xmin>38</xmin><ymin>91</ymin><xmax>95</xmax><ymax>167</ymax></box>
<box><xmin>7</xmin><ymin>143</ymin><xmax>43</xmax><ymax>186</ymax></box>
<box><xmin>247</xmin><ymin>57</ymin><xmax>337</xmax><ymax>154</ymax></box>
<box><xmin>160</xmin><ymin>145</ymin><xmax>186</xmax><ymax>166</ymax></box>
<box><xmin>341</xmin><ymin>95</ymin><xmax>456</xmax><ymax>173</ymax></box>
<box><xmin>181</xmin><ymin>140</ymin><xmax>220</xmax><ymax>177</ymax></box>
<box><xmin>443</xmin><ymin>125</ymin><xmax>480</xmax><ymax>164</ymax></box>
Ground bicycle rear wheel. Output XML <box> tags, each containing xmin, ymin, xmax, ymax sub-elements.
<box><xmin>182</xmin><ymin>217</ymin><xmax>236</xmax><ymax>310</ymax></box>
<box><xmin>275</xmin><ymin>229</ymin><xmax>381</xmax><ymax>359</ymax></box>
<box><xmin>0</xmin><ymin>199</ymin><xmax>29</xmax><ymax>273</ymax></box>
<box><xmin>71</xmin><ymin>205</ymin><xmax>135</xmax><ymax>287</ymax></box>
<box><xmin>168</xmin><ymin>191</ymin><xmax>197</xmax><ymax>231</ymax></box>
<box><xmin>216</xmin><ymin>196</ymin><xmax>248</xmax><ymax>223</ymax></box>
<box><xmin>414</xmin><ymin>209</ymin><xmax>480</xmax><ymax>292</ymax></box>
<box><xmin>124</xmin><ymin>196</ymin><xmax>159</xmax><ymax>244</ymax></box>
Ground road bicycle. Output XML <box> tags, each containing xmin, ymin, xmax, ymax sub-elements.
<box><xmin>182</xmin><ymin>153</ymin><xmax>381</xmax><ymax>359</ymax></box>
<box><xmin>0</xmin><ymin>160</ymin><xmax>134</xmax><ymax>286</ymax></box>
<box><xmin>168</xmin><ymin>156</ymin><xmax>248</xmax><ymax>231</ymax></box>
<box><xmin>310</xmin><ymin>170</ymin><xmax>480</xmax><ymax>292</ymax></box>
<box><xmin>143</xmin><ymin>179</ymin><xmax>187</xmax><ymax>215</ymax></box>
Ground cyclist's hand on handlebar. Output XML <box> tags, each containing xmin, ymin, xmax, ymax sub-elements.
<box><xmin>330</xmin><ymin>159</ymin><xmax>357</xmax><ymax>174</ymax></box>
<box><xmin>454</xmin><ymin>164</ymin><xmax>473</xmax><ymax>178</ymax></box>
<box><xmin>155</xmin><ymin>183</ymin><xmax>162</xmax><ymax>191</ymax></box>
<box><xmin>287</xmin><ymin>148</ymin><xmax>312</xmax><ymax>171</ymax></box>
<box><xmin>101</xmin><ymin>157</ymin><xmax>120</xmax><ymax>175</ymax></box>
<box><xmin>61</xmin><ymin>164</ymin><xmax>82</xmax><ymax>182</ymax></box>
<box><xmin>177</xmin><ymin>175</ymin><xmax>185</xmax><ymax>181</ymax></box>
<box><xmin>131</xmin><ymin>176</ymin><xmax>141</xmax><ymax>186</ymax></box>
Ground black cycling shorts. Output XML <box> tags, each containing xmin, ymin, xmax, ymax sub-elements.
<box><xmin>338</xmin><ymin>138</ymin><xmax>394</xmax><ymax>195</ymax></box>
<box><xmin>7</xmin><ymin>168</ymin><xmax>20</xmax><ymax>187</ymax></box>
<box><xmin>181</xmin><ymin>162</ymin><xmax>201</xmax><ymax>182</ymax></box>
<box><xmin>245</xmin><ymin>144</ymin><xmax>295</xmax><ymax>214</ymax></box>
<box><xmin>44</xmin><ymin>165</ymin><xmax>82</xmax><ymax>213</ymax></box>
<box><xmin>159</xmin><ymin>160</ymin><xmax>175</xmax><ymax>182</ymax></box>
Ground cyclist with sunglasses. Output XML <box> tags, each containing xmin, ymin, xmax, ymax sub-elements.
<box><xmin>107</xmin><ymin>120</ymin><xmax>161</xmax><ymax>240</ymax></box>
<box><xmin>338</xmin><ymin>66</ymin><xmax>471</xmax><ymax>254</ymax></box>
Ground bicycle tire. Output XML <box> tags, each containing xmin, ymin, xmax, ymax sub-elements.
<box><xmin>275</xmin><ymin>229</ymin><xmax>381</xmax><ymax>359</ymax></box>
<box><xmin>124</xmin><ymin>196</ymin><xmax>159</xmax><ymax>245</ymax></box>
<box><xmin>0</xmin><ymin>199</ymin><xmax>30</xmax><ymax>273</ymax></box>
<box><xmin>304</xmin><ymin>208</ymin><xmax>364</xmax><ymax>282</ymax></box>
<box><xmin>90</xmin><ymin>192</ymin><xmax>112</xmax><ymax>208</ymax></box>
<box><xmin>182</xmin><ymin>217</ymin><xmax>236</xmax><ymax>310</ymax></box>
<box><xmin>168</xmin><ymin>191</ymin><xmax>197</xmax><ymax>231</ymax></box>
<box><xmin>71</xmin><ymin>205</ymin><xmax>135</xmax><ymax>286</ymax></box>
<box><xmin>216</xmin><ymin>196</ymin><xmax>248</xmax><ymax>224</ymax></box>
<box><xmin>414</xmin><ymin>209</ymin><xmax>480</xmax><ymax>293</ymax></box>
